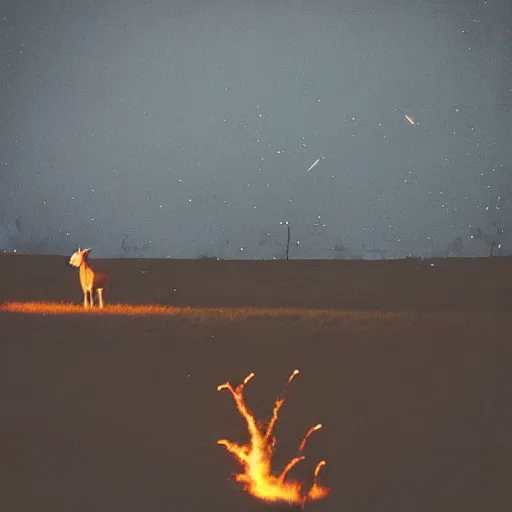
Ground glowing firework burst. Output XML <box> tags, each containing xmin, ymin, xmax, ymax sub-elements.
<box><xmin>217</xmin><ymin>370</ymin><xmax>330</xmax><ymax>508</ymax></box>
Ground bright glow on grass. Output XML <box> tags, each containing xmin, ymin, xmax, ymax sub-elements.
<box><xmin>0</xmin><ymin>301</ymin><xmax>404</xmax><ymax>320</ymax></box>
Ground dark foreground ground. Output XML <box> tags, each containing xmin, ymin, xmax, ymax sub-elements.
<box><xmin>1</xmin><ymin>254</ymin><xmax>511</xmax><ymax>512</ymax></box>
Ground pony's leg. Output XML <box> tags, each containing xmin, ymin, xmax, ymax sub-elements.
<box><xmin>84</xmin><ymin>291</ymin><xmax>89</xmax><ymax>308</ymax></box>
<box><xmin>97</xmin><ymin>289</ymin><xmax>104</xmax><ymax>309</ymax></box>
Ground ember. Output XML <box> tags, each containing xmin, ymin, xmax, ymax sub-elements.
<box><xmin>217</xmin><ymin>370</ymin><xmax>329</xmax><ymax>507</ymax></box>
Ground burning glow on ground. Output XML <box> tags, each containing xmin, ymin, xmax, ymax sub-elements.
<box><xmin>0</xmin><ymin>301</ymin><xmax>405</xmax><ymax>321</ymax></box>
<box><xmin>217</xmin><ymin>370</ymin><xmax>330</xmax><ymax>507</ymax></box>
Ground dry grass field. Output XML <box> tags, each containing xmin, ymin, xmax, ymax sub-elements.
<box><xmin>1</xmin><ymin>254</ymin><xmax>511</xmax><ymax>512</ymax></box>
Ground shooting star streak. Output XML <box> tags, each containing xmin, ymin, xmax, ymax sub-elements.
<box><xmin>404</xmin><ymin>113</ymin><xmax>416</xmax><ymax>126</ymax></box>
<box><xmin>307</xmin><ymin>158</ymin><xmax>321</xmax><ymax>172</ymax></box>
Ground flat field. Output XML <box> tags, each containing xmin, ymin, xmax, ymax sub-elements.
<box><xmin>1</xmin><ymin>254</ymin><xmax>510</xmax><ymax>512</ymax></box>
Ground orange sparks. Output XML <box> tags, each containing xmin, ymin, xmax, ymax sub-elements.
<box><xmin>217</xmin><ymin>370</ymin><xmax>330</xmax><ymax>508</ymax></box>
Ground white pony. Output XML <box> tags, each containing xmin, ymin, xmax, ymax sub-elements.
<box><xmin>68</xmin><ymin>247</ymin><xmax>109</xmax><ymax>308</ymax></box>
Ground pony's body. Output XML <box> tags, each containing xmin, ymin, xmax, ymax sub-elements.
<box><xmin>69</xmin><ymin>248</ymin><xmax>109</xmax><ymax>308</ymax></box>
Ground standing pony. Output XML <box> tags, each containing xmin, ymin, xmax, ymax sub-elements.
<box><xmin>68</xmin><ymin>248</ymin><xmax>109</xmax><ymax>308</ymax></box>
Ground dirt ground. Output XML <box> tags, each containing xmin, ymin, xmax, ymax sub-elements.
<box><xmin>1</xmin><ymin>254</ymin><xmax>511</xmax><ymax>512</ymax></box>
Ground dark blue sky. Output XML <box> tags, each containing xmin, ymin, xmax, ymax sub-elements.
<box><xmin>1</xmin><ymin>0</ymin><xmax>511</xmax><ymax>258</ymax></box>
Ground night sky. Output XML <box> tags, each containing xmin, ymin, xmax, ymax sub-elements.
<box><xmin>1</xmin><ymin>0</ymin><xmax>511</xmax><ymax>259</ymax></box>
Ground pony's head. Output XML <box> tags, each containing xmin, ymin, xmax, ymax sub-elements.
<box><xmin>68</xmin><ymin>247</ymin><xmax>91</xmax><ymax>267</ymax></box>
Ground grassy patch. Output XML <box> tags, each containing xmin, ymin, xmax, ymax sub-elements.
<box><xmin>0</xmin><ymin>300</ymin><xmax>405</xmax><ymax>321</ymax></box>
